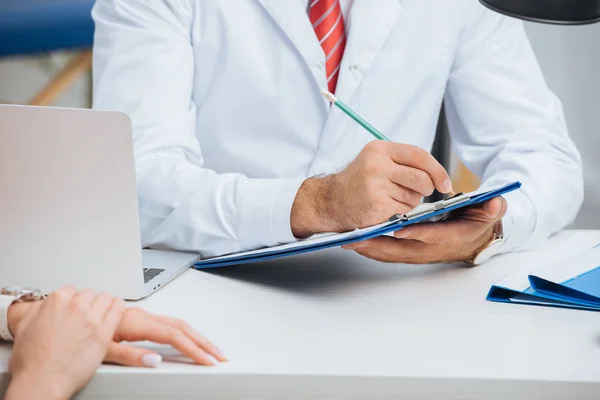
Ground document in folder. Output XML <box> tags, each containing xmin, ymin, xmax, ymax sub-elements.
<box><xmin>487</xmin><ymin>244</ymin><xmax>600</xmax><ymax>311</ymax></box>
<box><xmin>194</xmin><ymin>181</ymin><xmax>521</xmax><ymax>269</ymax></box>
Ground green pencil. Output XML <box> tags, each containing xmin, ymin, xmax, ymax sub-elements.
<box><xmin>321</xmin><ymin>89</ymin><xmax>390</xmax><ymax>141</ymax></box>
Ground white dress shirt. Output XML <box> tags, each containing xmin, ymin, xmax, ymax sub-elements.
<box><xmin>92</xmin><ymin>0</ymin><xmax>583</xmax><ymax>259</ymax></box>
<box><xmin>304</xmin><ymin>0</ymin><xmax>353</xmax><ymax>21</ymax></box>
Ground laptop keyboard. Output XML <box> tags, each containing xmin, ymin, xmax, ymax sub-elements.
<box><xmin>143</xmin><ymin>268</ymin><xmax>166</xmax><ymax>284</ymax></box>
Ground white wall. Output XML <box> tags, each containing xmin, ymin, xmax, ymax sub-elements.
<box><xmin>0</xmin><ymin>22</ymin><xmax>598</xmax><ymax>227</ymax></box>
<box><xmin>524</xmin><ymin>22</ymin><xmax>600</xmax><ymax>228</ymax></box>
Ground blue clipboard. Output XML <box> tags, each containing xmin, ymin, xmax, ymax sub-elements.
<box><xmin>194</xmin><ymin>181</ymin><xmax>522</xmax><ymax>269</ymax></box>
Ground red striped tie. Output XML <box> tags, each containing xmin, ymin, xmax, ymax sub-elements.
<box><xmin>309</xmin><ymin>0</ymin><xmax>346</xmax><ymax>94</ymax></box>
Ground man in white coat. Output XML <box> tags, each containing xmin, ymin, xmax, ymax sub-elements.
<box><xmin>92</xmin><ymin>0</ymin><xmax>583</xmax><ymax>265</ymax></box>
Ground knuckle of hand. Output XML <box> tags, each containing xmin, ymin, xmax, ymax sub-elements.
<box><xmin>99</xmin><ymin>293</ymin><xmax>113</xmax><ymax>303</ymax></box>
<box><xmin>72</xmin><ymin>297</ymin><xmax>88</xmax><ymax>312</ymax></box>
<box><xmin>403</xmin><ymin>169</ymin><xmax>420</xmax><ymax>187</ymax></box>
<box><xmin>53</xmin><ymin>288</ymin><xmax>71</xmax><ymax>302</ymax></box>
<box><xmin>90</xmin><ymin>319</ymin><xmax>104</xmax><ymax>332</ymax></box>
<box><xmin>398</xmin><ymin>190</ymin><xmax>412</xmax><ymax>205</ymax></box>
<box><xmin>175</xmin><ymin>318</ymin><xmax>188</xmax><ymax>329</ymax></box>
<box><xmin>364</xmin><ymin>140</ymin><xmax>384</xmax><ymax>154</ymax></box>
<box><xmin>408</xmin><ymin>191</ymin><xmax>422</xmax><ymax>206</ymax></box>
<box><xmin>413</xmin><ymin>147</ymin><xmax>440</xmax><ymax>177</ymax></box>
<box><xmin>405</xmin><ymin>144</ymin><xmax>423</xmax><ymax>161</ymax></box>
<box><xmin>394</xmin><ymin>186</ymin><xmax>417</xmax><ymax>206</ymax></box>
<box><xmin>429</xmin><ymin>160</ymin><xmax>446</xmax><ymax>179</ymax></box>
<box><xmin>49</xmin><ymin>292</ymin><xmax>64</xmax><ymax>305</ymax></box>
<box><xmin>58</xmin><ymin>285</ymin><xmax>75</xmax><ymax>292</ymax></box>
<box><xmin>423</xmin><ymin>180</ymin><xmax>435</xmax><ymax>196</ymax></box>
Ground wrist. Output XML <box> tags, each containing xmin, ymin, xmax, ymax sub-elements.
<box><xmin>467</xmin><ymin>220</ymin><xmax>505</xmax><ymax>265</ymax></box>
<box><xmin>291</xmin><ymin>176</ymin><xmax>335</xmax><ymax>238</ymax></box>
<box><xmin>7</xmin><ymin>372</ymin><xmax>69</xmax><ymax>400</ymax></box>
<box><xmin>7</xmin><ymin>302</ymin><xmax>32</xmax><ymax>338</ymax></box>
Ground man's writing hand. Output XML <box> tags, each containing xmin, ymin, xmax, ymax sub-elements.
<box><xmin>291</xmin><ymin>141</ymin><xmax>453</xmax><ymax>237</ymax></box>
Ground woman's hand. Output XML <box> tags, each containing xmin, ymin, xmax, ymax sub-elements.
<box><xmin>105</xmin><ymin>306</ymin><xmax>227</xmax><ymax>367</ymax></box>
<box><xmin>7</xmin><ymin>288</ymin><xmax>227</xmax><ymax>368</ymax></box>
<box><xmin>6</xmin><ymin>286</ymin><xmax>125</xmax><ymax>400</ymax></box>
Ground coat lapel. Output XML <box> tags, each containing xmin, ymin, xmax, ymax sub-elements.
<box><xmin>255</xmin><ymin>0</ymin><xmax>326</xmax><ymax>92</ymax></box>
<box><xmin>255</xmin><ymin>0</ymin><xmax>405</xmax><ymax>157</ymax></box>
<box><xmin>313</xmin><ymin>0</ymin><xmax>404</xmax><ymax>165</ymax></box>
<box><xmin>254</xmin><ymin>0</ymin><xmax>404</xmax><ymax>103</ymax></box>
<box><xmin>334</xmin><ymin>0</ymin><xmax>404</xmax><ymax>103</ymax></box>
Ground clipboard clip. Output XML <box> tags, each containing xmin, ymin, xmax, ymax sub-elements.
<box><xmin>388</xmin><ymin>213</ymin><xmax>409</xmax><ymax>222</ymax></box>
<box><xmin>388</xmin><ymin>192</ymin><xmax>469</xmax><ymax>222</ymax></box>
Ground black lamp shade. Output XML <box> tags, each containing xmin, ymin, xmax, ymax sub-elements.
<box><xmin>479</xmin><ymin>0</ymin><xmax>600</xmax><ymax>25</ymax></box>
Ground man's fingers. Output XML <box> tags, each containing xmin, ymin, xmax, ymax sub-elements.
<box><xmin>394</xmin><ymin>223</ymin><xmax>449</xmax><ymax>244</ymax></box>
<box><xmin>342</xmin><ymin>240</ymin><xmax>371</xmax><ymax>250</ymax></box>
<box><xmin>461</xmin><ymin>197</ymin><xmax>507</xmax><ymax>222</ymax></box>
<box><xmin>105</xmin><ymin>342</ymin><xmax>162</xmax><ymax>368</ymax></box>
<box><xmin>388</xmin><ymin>183</ymin><xmax>422</xmax><ymax>211</ymax></box>
<box><xmin>483</xmin><ymin>197</ymin><xmax>506</xmax><ymax>219</ymax></box>
<box><xmin>382</xmin><ymin>143</ymin><xmax>452</xmax><ymax>194</ymax></box>
<box><xmin>389</xmin><ymin>164</ymin><xmax>435</xmax><ymax>197</ymax></box>
<box><xmin>394</xmin><ymin>197</ymin><xmax>507</xmax><ymax>243</ymax></box>
<box><xmin>155</xmin><ymin>316</ymin><xmax>227</xmax><ymax>362</ymax></box>
<box><xmin>354</xmin><ymin>237</ymin><xmax>430</xmax><ymax>264</ymax></box>
<box><xmin>346</xmin><ymin>197</ymin><xmax>509</xmax><ymax>264</ymax></box>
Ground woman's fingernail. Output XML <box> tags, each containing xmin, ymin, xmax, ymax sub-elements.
<box><xmin>142</xmin><ymin>354</ymin><xmax>162</xmax><ymax>368</ymax></box>
<box><xmin>353</xmin><ymin>242</ymin><xmax>370</xmax><ymax>249</ymax></box>
<box><xmin>442</xmin><ymin>178</ymin><xmax>453</xmax><ymax>193</ymax></box>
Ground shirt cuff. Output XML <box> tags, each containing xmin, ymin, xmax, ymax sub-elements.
<box><xmin>479</xmin><ymin>178</ymin><xmax>536</xmax><ymax>255</ymax></box>
<box><xmin>500</xmin><ymin>187</ymin><xmax>536</xmax><ymax>253</ymax></box>
<box><xmin>236</xmin><ymin>178</ymin><xmax>306</xmax><ymax>251</ymax></box>
<box><xmin>0</xmin><ymin>295</ymin><xmax>16</xmax><ymax>341</ymax></box>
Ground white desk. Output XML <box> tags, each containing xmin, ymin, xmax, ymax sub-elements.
<box><xmin>2</xmin><ymin>230</ymin><xmax>600</xmax><ymax>399</ymax></box>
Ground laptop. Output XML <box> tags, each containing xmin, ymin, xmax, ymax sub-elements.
<box><xmin>0</xmin><ymin>105</ymin><xmax>199</xmax><ymax>300</ymax></box>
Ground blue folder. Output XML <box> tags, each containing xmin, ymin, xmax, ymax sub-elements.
<box><xmin>194</xmin><ymin>181</ymin><xmax>521</xmax><ymax>269</ymax></box>
<box><xmin>487</xmin><ymin>244</ymin><xmax>600</xmax><ymax>311</ymax></box>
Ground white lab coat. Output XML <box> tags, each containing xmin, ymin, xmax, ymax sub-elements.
<box><xmin>92</xmin><ymin>0</ymin><xmax>583</xmax><ymax>258</ymax></box>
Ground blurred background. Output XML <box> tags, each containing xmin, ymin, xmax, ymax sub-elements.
<box><xmin>0</xmin><ymin>2</ymin><xmax>597</xmax><ymax>228</ymax></box>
